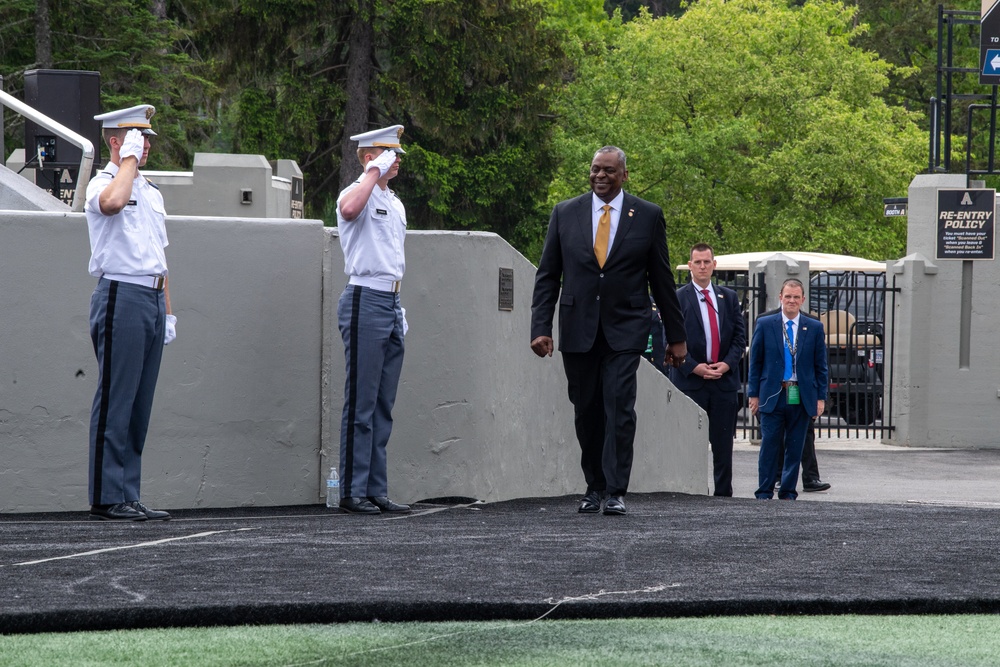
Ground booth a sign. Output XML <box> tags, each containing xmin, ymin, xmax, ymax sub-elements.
<box><xmin>883</xmin><ymin>202</ymin><xmax>906</xmax><ymax>217</ymax></box>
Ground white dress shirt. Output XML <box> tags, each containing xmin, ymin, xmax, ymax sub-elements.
<box><xmin>694</xmin><ymin>283</ymin><xmax>718</xmax><ymax>362</ymax></box>
<box><xmin>85</xmin><ymin>162</ymin><xmax>168</xmax><ymax>278</ymax></box>
<box><xmin>336</xmin><ymin>179</ymin><xmax>407</xmax><ymax>282</ymax></box>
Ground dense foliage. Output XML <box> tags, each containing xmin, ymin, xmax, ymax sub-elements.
<box><xmin>0</xmin><ymin>0</ymin><xmax>981</xmax><ymax>263</ymax></box>
<box><xmin>549</xmin><ymin>0</ymin><xmax>926</xmax><ymax>260</ymax></box>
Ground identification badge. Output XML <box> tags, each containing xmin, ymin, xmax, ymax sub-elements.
<box><xmin>787</xmin><ymin>385</ymin><xmax>800</xmax><ymax>405</ymax></box>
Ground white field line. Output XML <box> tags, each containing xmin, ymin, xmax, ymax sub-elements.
<box><xmin>10</xmin><ymin>527</ymin><xmax>258</xmax><ymax>566</ymax></box>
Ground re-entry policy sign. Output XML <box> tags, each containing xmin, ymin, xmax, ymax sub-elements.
<box><xmin>937</xmin><ymin>188</ymin><xmax>996</xmax><ymax>261</ymax></box>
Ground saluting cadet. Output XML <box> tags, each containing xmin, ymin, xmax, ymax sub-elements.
<box><xmin>335</xmin><ymin>124</ymin><xmax>411</xmax><ymax>514</ymax></box>
<box><xmin>85</xmin><ymin>104</ymin><xmax>175</xmax><ymax>521</ymax></box>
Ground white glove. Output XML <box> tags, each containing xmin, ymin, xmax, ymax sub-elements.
<box><xmin>120</xmin><ymin>129</ymin><xmax>145</xmax><ymax>163</ymax></box>
<box><xmin>366</xmin><ymin>150</ymin><xmax>397</xmax><ymax>178</ymax></box>
<box><xmin>164</xmin><ymin>314</ymin><xmax>177</xmax><ymax>345</ymax></box>
<box><xmin>401</xmin><ymin>307</ymin><xmax>408</xmax><ymax>336</ymax></box>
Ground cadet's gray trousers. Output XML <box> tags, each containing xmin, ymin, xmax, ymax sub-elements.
<box><xmin>88</xmin><ymin>278</ymin><xmax>165</xmax><ymax>506</ymax></box>
<box><xmin>338</xmin><ymin>284</ymin><xmax>404</xmax><ymax>499</ymax></box>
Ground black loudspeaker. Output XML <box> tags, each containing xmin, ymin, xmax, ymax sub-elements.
<box><xmin>23</xmin><ymin>69</ymin><xmax>101</xmax><ymax>170</ymax></box>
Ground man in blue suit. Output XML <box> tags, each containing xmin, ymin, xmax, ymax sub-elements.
<box><xmin>748</xmin><ymin>278</ymin><xmax>827</xmax><ymax>500</ymax></box>
<box><xmin>669</xmin><ymin>243</ymin><xmax>746</xmax><ymax>496</ymax></box>
<box><xmin>531</xmin><ymin>146</ymin><xmax>687</xmax><ymax>516</ymax></box>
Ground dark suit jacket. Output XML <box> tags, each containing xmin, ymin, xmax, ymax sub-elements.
<box><xmin>531</xmin><ymin>191</ymin><xmax>685</xmax><ymax>353</ymax></box>
<box><xmin>748</xmin><ymin>311</ymin><xmax>828</xmax><ymax>416</ymax></box>
<box><xmin>669</xmin><ymin>282</ymin><xmax>745</xmax><ymax>392</ymax></box>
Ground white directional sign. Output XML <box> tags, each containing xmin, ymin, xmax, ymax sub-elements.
<box><xmin>982</xmin><ymin>1</ymin><xmax>1000</xmax><ymax>84</ymax></box>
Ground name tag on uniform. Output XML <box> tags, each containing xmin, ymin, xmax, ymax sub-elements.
<box><xmin>375</xmin><ymin>208</ymin><xmax>388</xmax><ymax>215</ymax></box>
<box><xmin>127</xmin><ymin>199</ymin><xmax>137</xmax><ymax>207</ymax></box>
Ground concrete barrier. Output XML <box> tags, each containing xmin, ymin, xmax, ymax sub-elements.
<box><xmin>0</xmin><ymin>210</ymin><xmax>708</xmax><ymax>512</ymax></box>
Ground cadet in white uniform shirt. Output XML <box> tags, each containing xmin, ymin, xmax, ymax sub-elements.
<box><xmin>335</xmin><ymin>124</ymin><xmax>411</xmax><ymax>515</ymax></box>
<box><xmin>84</xmin><ymin>104</ymin><xmax>175</xmax><ymax>521</ymax></box>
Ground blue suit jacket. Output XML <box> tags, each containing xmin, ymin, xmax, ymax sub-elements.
<box><xmin>669</xmin><ymin>282</ymin><xmax>745</xmax><ymax>392</ymax></box>
<box><xmin>748</xmin><ymin>311</ymin><xmax>828</xmax><ymax>415</ymax></box>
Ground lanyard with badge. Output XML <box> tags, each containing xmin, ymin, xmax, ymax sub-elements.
<box><xmin>781</xmin><ymin>320</ymin><xmax>800</xmax><ymax>405</ymax></box>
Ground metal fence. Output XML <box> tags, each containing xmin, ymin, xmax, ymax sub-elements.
<box><xmin>732</xmin><ymin>271</ymin><xmax>898</xmax><ymax>441</ymax></box>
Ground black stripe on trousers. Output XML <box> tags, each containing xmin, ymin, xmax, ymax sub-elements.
<box><xmin>342</xmin><ymin>286</ymin><xmax>363</xmax><ymax>494</ymax></box>
<box><xmin>92</xmin><ymin>280</ymin><xmax>118</xmax><ymax>504</ymax></box>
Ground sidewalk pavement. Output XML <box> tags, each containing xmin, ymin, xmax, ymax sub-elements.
<box><xmin>730</xmin><ymin>437</ymin><xmax>1000</xmax><ymax>507</ymax></box>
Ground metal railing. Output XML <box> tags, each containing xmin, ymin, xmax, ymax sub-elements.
<box><xmin>0</xmin><ymin>88</ymin><xmax>94</xmax><ymax>212</ymax></box>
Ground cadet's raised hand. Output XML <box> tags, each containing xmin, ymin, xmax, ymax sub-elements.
<box><xmin>119</xmin><ymin>129</ymin><xmax>145</xmax><ymax>163</ymax></box>
<box><xmin>367</xmin><ymin>149</ymin><xmax>397</xmax><ymax>178</ymax></box>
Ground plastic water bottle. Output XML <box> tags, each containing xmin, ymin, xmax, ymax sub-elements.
<box><xmin>325</xmin><ymin>466</ymin><xmax>340</xmax><ymax>508</ymax></box>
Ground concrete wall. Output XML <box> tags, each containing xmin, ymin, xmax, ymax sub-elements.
<box><xmin>0</xmin><ymin>211</ymin><xmax>324</xmax><ymax>512</ymax></box>
<box><xmin>886</xmin><ymin>173</ymin><xmax>1000</xmax><ymax>448</ymax></box>
<box><xmin>143</xmin><ymin>153</ymin><xmax>300</xmax><ymax>219</ymax></box>
<box><xmin>0</xmin><ymin>211</ymin><xmax>708</xmax><ymax>512</ymax></box>
<box><xmin>322</xmin><ymin>230</ymin><xmax>709</xmax><ymax>503</ymax></box>
<box><xmin>0</xmin><ymin>161</ymin><xmax>70</xmax><ymax>212</ymax></box>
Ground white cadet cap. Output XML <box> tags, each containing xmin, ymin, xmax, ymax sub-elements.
<box><xmin>94</xmin><ymin>104</ymin><xmax>158</xmax><ymax>136</ymax></box>
<box><xmin>350</xmin><ymin>124</ymin><xmax>405</xmax><ymax>154</ymax></box>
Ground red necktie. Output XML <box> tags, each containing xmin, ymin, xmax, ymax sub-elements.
<box><xmin>702</xmin><ymin>288</ymin><xmax>720</xmax><ymax>363</ymax></box>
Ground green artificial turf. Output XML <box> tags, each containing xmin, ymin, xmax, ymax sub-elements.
<box><xmin>1</xmin><ymin>615</ymin><xmax>997</xmax><ymax>666</ymax></box>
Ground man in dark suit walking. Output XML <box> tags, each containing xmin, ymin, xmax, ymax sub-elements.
<box><xmin>669</xmin><ymin>243</ymin><xmax>745</xmax><ymax>497</ymax></box>
<box><xmin>748</xmin><ymin>278</ymin><xmax>828</xmax><ymax>500</ymax></box>
<box><xmin>530</xmin><ymin>146</ymin><xmax>687</xmax><ymax>515</ymax></box>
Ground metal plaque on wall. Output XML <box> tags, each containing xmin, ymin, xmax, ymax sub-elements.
<box><xmin>498</xmin><ymin>268</ymin><xmax>514</xmax><ymax>311</ymax></box>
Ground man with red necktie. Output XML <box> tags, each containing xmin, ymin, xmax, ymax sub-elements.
<box><xmin>669</xmin><ymin>243</ymin><xmax>746</xmax><ymax>496</ymax></box>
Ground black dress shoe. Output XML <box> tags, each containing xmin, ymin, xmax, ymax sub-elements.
<box><xmin>368</xmin><ymin>496</ymin><xmax>411</xmax><ymax>513</ymax></box>
<box><xmin>603</xmin><ymin>495</ymin><xmax>627</xmax><ymax>515</ymax></box>
<box><xmin>128</xmin><ymin>501</ymin><xmax>171</xmax><ymax>520</ymax></box>
<box><xmin>578</xmin><ymin>491</ymin><xmax>602</xmax><ymax>514</ymax></box>
<box><xmin>339</xmin><ymin>497</ymin><xmax>380</xmax><ymax>514</ymax></box>
<box><xmin>803</xmin><ymin>480</ymin><xmax>832</xmax><ymax>492</ymax></box>
<box><xmin>90</xmin><ymin>503</ymin><xmax>147</xmax><ymax>521</ymax></box>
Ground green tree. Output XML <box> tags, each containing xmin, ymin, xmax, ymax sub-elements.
<box><xmin>851</xmin><ymin>0</ymin><xmax>978</xmax><ymax>116</ymax></box>
<box><xmin>550</xmin><ymin>0</ymin><xmax>926</xmax><ymax>261</ymax></box>
<box><xmin>175</xmin><ymin>0</ymin><xmax>567</xmax><ymax>237</ymax></box>
<box><xmin>173</xmin><ymin>0</ymin><xmax>350</xmax><ymax>214</ymax></box>
<box><xmin>849</xmin><ymin>0</ymin><xmax>1000</xmax><ymax>182</ymax></box>
<box><xmin>604</xmin><ymin>0</ymin><xmax>685</xmax><ymax>21</ymax></box>
<box><xmin>377</xmin><ymin>0</ymin><xmax>567</xmax><ymax>253</ymax></box>
<box><xmin>0</xmin><ymin>0</ymin><xmax>213</xmax><ymax>170</ymax></box>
